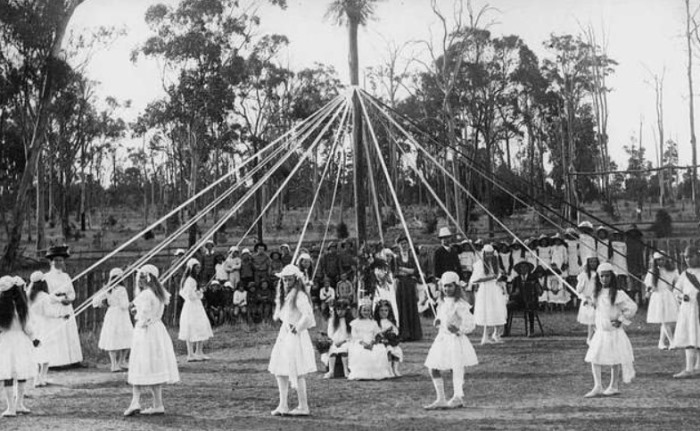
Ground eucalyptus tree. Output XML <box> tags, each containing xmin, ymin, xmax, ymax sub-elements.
<box><xmin>0</xmin><ymin>0</ymin><xmax>88</xmax><ymax>269</ymax></box>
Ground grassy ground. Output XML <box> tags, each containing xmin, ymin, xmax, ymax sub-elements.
<box><xmin>4</xmin><ymin>310</ymin><xmax>700</xmax><ymax>431</ymax></box>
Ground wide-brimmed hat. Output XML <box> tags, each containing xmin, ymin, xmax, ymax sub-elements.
<box><xmin>228</xmin><ymin>246</ymin><xmax>239</xmax><ymax>254</ymax></box>
<box><xmin>254</xmin><ymin>242</ymin><xmax>267</xmax><ymax>251</ymax></box>
<box><xmin>482</xmin><ymin>244</ymin><xmax>495</xmax><ymax>253</ymax></box>
<box><xmin>186</xmin><ymin>258</ymin><xmax>200</xmax><ymax>269</ymax></box>
<box><xmin>138</xmin><ymin>264</ymin><xmax>159</xmax><ymax>279</ymax></box>
<box><xmin>174</xmin><ymin>248</ymin><xmax>186</xmax><ymax>256</ymax></box>
<box><xmin>438</xmin><ymin>227</ymin><xmax>452</xmax><ymax>238</ymax></box>
<box><xmin>327</xmin><ymin>242</ymin><xmax>337</xmax><ymax>250</ymax></box>
<box><xmin>652</xmin><ymin>251</ymin><xmax>665</xmax><ymax>260</ymax></box>
<box><xmin>270</xmin><ymin>251</ymin><xmax>282</xmax><ymax>259</ymax></box>
<box><xmin>280</xmin><ymin>244</ymin><xmax>291</xmax><ymax>251</ymax></box>
<box><xmin>513</xmin><ymin>260</ymin><xmax>535</xmax><ymax>273</ymax></box>
<box><xmin>241</xmin><ymin>248</ymin><xmax>251</xmax><ymax>255</ymax></box>
<box><xmin>46</xmin><ymin>245</ymin><xmax>70</xmax><ymax>260</ymax></box>
<box><xmin>396</xmin><ymin>234</ymin><xmax>408</xmax><ymax>244</ymax></box>
<box><xmin>578</xmin><ymin>221</ymin><xmax>594</xmax><ymax>230</ymax></box>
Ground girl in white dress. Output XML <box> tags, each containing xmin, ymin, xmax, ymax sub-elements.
<box><xmin>93</xmin><ymin>268</ymin><xmax>133</xmax><ymax>372</ymax></box>
<box><xmin>370</xmin><ymin>259</ymin><xmax>399</xmax><ymax>326</ymax></box>
<box><xmin>424</xmin><ymin>271</ymin><xmax>478</xmax><ymax>410</ymax></box>
<box><xmin>347</xmin><ymin>299</ymin><xmax>393</xmax><ymax>381</ymax></box>
<box><xmin>27</xmin><ymin>272</ymin><xmax>69</xmax><ymax>387</ymax></box>
<box><xmin>645</xmin><ymin>252</ymin><xmax>679</xmax><ymax>350</ymax></box>
<box><xmin>469</xmin><ymin>245</ymin><xmax>507</xmax><ymax>344</ymax></box>
<box><xmin>584</xmin><ymin>263</ymin><xmax>638</xmax><ymax>398</ymax></box>
<box><xmin>0</xmin><ymin>276</ymin><xmax>38</xmax><ymax>417</ymax></box>
<box><xmin>576</xmin><ymin>256</ymin><xmax>599</xmax><ymax>344</ymax></box>
<box><xmin>323</xmin><ymin>300</ymin><xmax>352</xmax><ymax>379</ymax></box>
<box><xmin>268</xmin><ymin>264</ymin><xmax>316</xmax><ymax>416</ymax></box>
<box><xmin>124</xmin><ymin>265</ymin><xmax>180</xmax><ymax>417</ymax></box>
<box><xmin>671</xmin><ymin>246</ymin><xmax>700</xmax><ymax>378</ymax></box>
<box><xmin>374</xmin><ymin>299</ymin><xmax>403</xmax><ymax>377</ymax></box>
<box><xmin>178</xmin><ymin>259</ymin><xmax>214</xmax><ymax>362</ymax></box>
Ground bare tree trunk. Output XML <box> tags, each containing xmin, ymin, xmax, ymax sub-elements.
<box><xmin>36</xmin><ymin>152</ymin><xmax>46</xmax><ymax>257</ymax></box>
<box><xmin>687</xmin><ymin>0</ymin><xmax>699</xmax><ymax>216</ymax></box>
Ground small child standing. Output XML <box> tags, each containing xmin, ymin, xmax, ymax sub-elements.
<box><xmin>27</xmin><ymin>272</ymin><xmax>68</xmax><ymax>387</ymax></box>
<box><xmin>0</xmin><ymin>276</ymin><xmax>38</xmax><ymax>417</ymax></box>
<box><xmin>324</xmin><ymin>300</ymin><xmax>352</xmax><ymax>378</ymax></box>
<box><xmin>178</xmin><ymin>259</ymin><xmax>214</xmax><ymax>362</ymax></box>
<box><xmin>424</xmin><ymin>271</ymin><xmax>478</xmax><ymax>409</ymax></box>
<box><xmin>576</xmin><ymin>256</ymin><xmax>599</xmax><ymax>344</ymax></box>
<box><xmin>93</xmin><ymin>268</ymin><xmax>133</xmax><ymax>372</ymax></box>
<box><xmin>645</xmin><ymin>252</ymin><xmax>679</xmax><ymax>350</ymax></box>
<box><xmin>319</xmin><ymin>278</ymin><xmax>336</xmax><ymax>317</ymax></box>
<box><xmin>232</xmin><ymin>284</ymin><xmax>248</xmax><ymax>323</ymax></box>
<box><xmin>374</xmin><ymin>299</ymin><xmax>403</xmax><ymax>377</ymax></box>
<box><xmin>583</xmin><ymin>263</ymin><xmax>637</xmax><ymax>397</ymax></box>
<box><xmin>125</xmin><ymin>265</ymin><xmax>179</xmax><ymax>417</ymax></box>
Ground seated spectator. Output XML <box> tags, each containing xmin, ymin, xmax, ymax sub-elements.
<box><xmin>214</xmin><ymin>254</ymin><xmax>228</xmax><ymax>284</ymax></box>
<box><xmin>257</xmin><ymin>279</ymin><xmax>275</xmax><ymax>321</ymax></box>
<box><xmin>319</xmin><ymin>277</ymin><xmax>336</xmax><ymax>318</ymax></box>
<box><xmin>204</xmin><ymin>281</ymin><xmax>226</xmax><ymax>326</ymax></box>
<box><xmin>336</xmin><ymin>271</ymin><xmax>354</xmax><ymax>304</ymax></box>
<box><xmin>222</xmin><ymin>281</ymin><xmax>235</xmax><ymax>323</ymax></box>
<box><xmin>232</xmin><ymin>283</ymin><xmax>248</xmax><ymax>323</ymax></box>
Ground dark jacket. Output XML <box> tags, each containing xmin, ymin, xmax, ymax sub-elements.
<box><xmin>433</xmin><ymin>245</ymin><xmax>463</xmax><ymax>280</ymax></box>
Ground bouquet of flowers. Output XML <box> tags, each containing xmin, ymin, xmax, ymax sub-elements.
<box><xmin>374</xmin><ymin>330</ymin><xmax>400</xmax><ymax>347</ymax></box>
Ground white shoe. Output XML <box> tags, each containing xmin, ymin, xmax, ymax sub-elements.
<box><xmin>289</xmin><ymin>407</ymin><xmax>310</xmax><ymax>416</ymax></box>
<box><xmin>447</xmin><ymin>396</ymin><xmax>464</xmax><ymax>408</ymax></box>
<box><xmin>423</xmin><ymin>399</ymin><xmax>448</xmax><ymax>410</ymax></box>
<box><xmin>271</xmin><ymin>407</ymin><xmax>289</xmax><ymax>416</ymax></box>
<box><xmin>123</xmin><ymin>405</ymin><xmax>141</xmax><ymax>417</ymax></box>
<box><xmin>1</xmin><ymin>410</ymin><xmax>17</xmax><ymax>417</ymax></box>
<box><xmin>583</xmin><ymin>387</ymin><xmax>604</xmax><ymax>398</ymax></box>
<box><xmin>603</xmin><ymin>387</ymin><xmax>621</xmax><ymax>396</ymax></box>
<box><xmin>142</xmin><ymin>407</ymin><xmax>165</xmax><ymax>415</ymax></box>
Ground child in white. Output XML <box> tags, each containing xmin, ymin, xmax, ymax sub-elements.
<box><xmin>125</xmin><ymin>265</ymin><xmax>179</xmax><ymax>417</ymax></box>
<box><xmin>178</xmin><ymin>258</ymin><xmax>214</xmax><ymax>361</ymax></box>
<box><xmin>577</xmin><ymin>256</ymin><xmax>599</xmax><ymax>344</ymax></box>
<box><xmin>268</xmin><ymin>264</ymin><xmax>316</xmax><ymax>416</ymax></box>
<box><xmin>93</xmin><ymin>267</ymin><xmax>133</xmax><ymax>372</ymax></box>
<box><xmin>232</xmin><ymin>284</ymin><xmax>248</xmax><ymax>321</ymax></box>
<box><xmin>469</xmin><ymin>245</ymin><xmax>507</xmax><ymax>344</ymax></box>
<box><xmin>0</xmin><ymin>276</ymin><xmax>38</xmax><ymax>417</ymax></box>
<box><xmin>224</xmin><ymin>247</ymin><xmax>242</xmax><ymax>289</ymax></box>
<box><xmin>645</xmin><ymin>252</ymin><xmax>679</xmax><ymax>350</ymax></box>
<box><xmin>584</xmin><ymin>263</ymin><xmax>637</xmax><ymax>397</ymax></box>
<box><xmin>319</xmin><ymin>278</ymin><xmax>335</xmax><ymax>316</ymax></box>
<box><xmin>323</xmin><ymin>300</ymin><xmax>351</xmax><ymax>378</ymax></box>
<box><xmin>347</xmin><ymin>299</ymin><xmax>393</xmax><ymax>380</ymax></box>
<box><xmin>374</xmin><ymin>299</ymin><xmax>403</xmax><ymax>377</ymax></box>
<box><xmin>424</xmin><ymin>271</ymin><xmax>478</xmax><ymax>409</ymax></box>
<box><xmin>27</xmin><ymin>272</ymin><xmax>68</xmax><ymax>387</ymax></box>
<box><xmin>671</xmin><ymin>246</ymin><xmax>700</xmax><ymax>378</ymax></box>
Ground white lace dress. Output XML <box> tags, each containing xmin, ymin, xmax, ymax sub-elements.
<box><xmin>347</xmin><ymin>318</ymin><xmax>392</xmax><ymax>380</ymax></box>
<box><xmin>178</xmin><ymin>278</ymin><xmax>213</xmax><ymax>342</ymax></box>
<box><xmin>94</xmin><ymin>285</ymin><xmax>133</xmax><ymax>351</ymax></box>
<box><xmin>645</xmin><ymin>269</ymin><xmax>679</xmax><ymax>324</ymax></box>
<box><xmin>128</xmin><ymin>289</ymin><xmax>180</xmax><ymax>385</ymax></box>
<box><xmin>672</xmin><ymin>269</ymin><xmax>700</xmax><ymax>349</ymax></box>
<box><xmin>0</xmin><ymin>313</ymin><xmax>37</xmax><ymax>380</ymax></box>
<box><xmin>584</xmin><ymin>289</ymin><xmax>637</xmax><ymax>383</ymax></box>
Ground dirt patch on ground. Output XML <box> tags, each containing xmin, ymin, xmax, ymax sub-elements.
<box><xmin>4</xmin><ymin>312</ymin><xmax>700</xmax><ymax>431</ymax></box>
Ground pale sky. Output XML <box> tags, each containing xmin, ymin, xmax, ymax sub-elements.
<box><xmin>68</xmin><ymin>0</ymin><xmax>693</xmax><ymax>169</ymax></box>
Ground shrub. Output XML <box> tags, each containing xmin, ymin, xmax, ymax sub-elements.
<box><xmin>336</xmin><ymin>221</ymin><xmax>349</xmax><ymax>239</ymax></box>
<box><xmin>650</xmin><ymin>209</ymin><xmax>673</xmax><ymax>238</ymax></box>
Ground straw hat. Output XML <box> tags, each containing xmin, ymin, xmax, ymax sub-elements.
<box><xmin>438</xmin><ymin>227</ymin><xmax>452</xmax><ymax>239</ymax></box>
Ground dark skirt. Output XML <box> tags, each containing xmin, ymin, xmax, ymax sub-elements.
<box><xmin>396</xmin><ymin>276</ymin><xmax>422</xmax><ymax>341</ymax></box>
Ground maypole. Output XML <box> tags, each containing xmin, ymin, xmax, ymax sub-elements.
<box><xmin>348</xmin><ymin>7</ymin><xmax>367</xmax><ymax>249</ymax></box>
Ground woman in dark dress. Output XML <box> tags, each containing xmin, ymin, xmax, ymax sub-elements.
<box><xmin>394</xmin><ymin>235</ymin><xmax>423</xmax><ymax>341</ymax></box>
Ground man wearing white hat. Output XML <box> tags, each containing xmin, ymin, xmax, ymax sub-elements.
<box><xmin>433</xmin><ymin>227</ymin><xmax>463</xmax><ymax>280</ymax></box>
